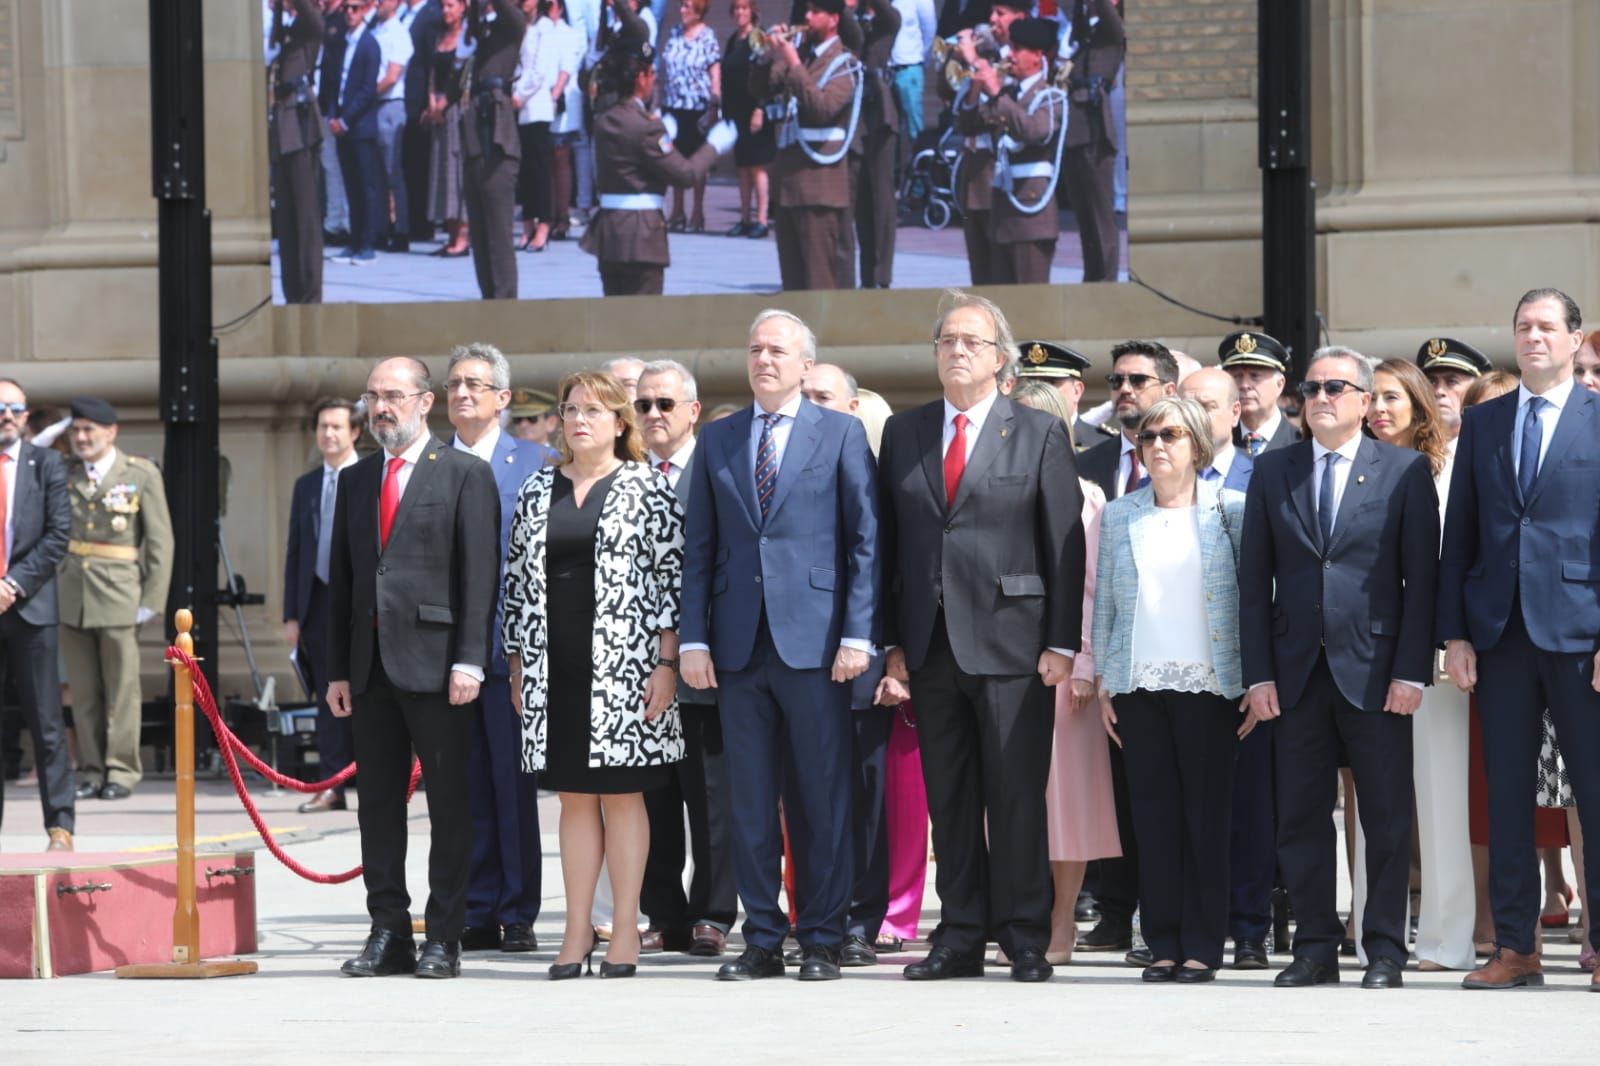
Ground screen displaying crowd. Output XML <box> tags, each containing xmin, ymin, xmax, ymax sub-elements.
<box><xmin>264</xmin><ymin>0</ymin><xmax>1130</xmax><ymax>303</ymax></box>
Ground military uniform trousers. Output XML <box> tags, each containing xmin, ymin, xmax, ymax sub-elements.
<box><xmin>272</xmin><ymin>145</ymin><xmax>324</xmax><ymax>303</ymax></box>
<box><xmin>463</xmin><ymin>148</ymin><xmax>520</xmax><ymax>299</ymax></box>
<box><xmin>776</xmin><ymin>206</ymin><xmax>846</xmax><ymax>291</ymax></box>
<box><xmin>62</xmin><ymin>622</ymin><xmax>144</xmax><ymax>791</ymax></box>
<box><xmin>599</xmin><ymin>261</ymin><xmax>665</xmax><ymax>296</ymax></box>
<box><xmin>1063</xmin><ymin>141</ymin><xmax>1118</xmax><ymax>283</ymax></box>
<box><xmin>992</xmin><ymin>237</ymin><xmax>1055</xmax><ymax>286</ymax></box>
<box><xmin>962</xmin><ymin>208</ymin><xmax>999</xmax><ymax>286</ymax></box>
<box><xmin>855</xmin><ymin>130</ymin><xmax>898</xmax><ymax>288</ymax></box>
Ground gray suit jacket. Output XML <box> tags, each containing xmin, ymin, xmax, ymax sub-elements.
<box><xmin>8</xmin><ymin>442</ymin><xmax>71</xmax><ymax>627</ymax></box>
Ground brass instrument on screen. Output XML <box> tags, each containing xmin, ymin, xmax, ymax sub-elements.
<box><xmin>932</xmin><ymin>25</ymin><xmax>1001</xmax><ymax>93</ymax></box>
<box><xmin>1052</xmin><ymin>55</ymin><xmax>1074</xmax><ymax>90</ymax></box>
<box><xmin>749</xmin><ymin>23</ymin><xmax>801</xmax><ymax>59</ymax></box>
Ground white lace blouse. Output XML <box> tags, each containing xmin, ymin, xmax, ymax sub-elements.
<box><xmin>1128</xmin><ymin>505</ymin><xmax>1221</xmax><ymax>695</ymax></box>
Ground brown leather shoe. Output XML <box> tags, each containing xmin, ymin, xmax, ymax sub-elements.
<box><xmin>47</xmin><ymin>828</ymin><xmax>74</xmax><ymax>852</ymax></box>
<box><xmin>298</xmin><ymin>789</ymin><xmax>348</xmax><ymax>814</ymax></box>
<box><xmin>1462</xmin><ymin>947</ymin><xmax>1544</xmax><ymax>989</ymax></box>
<box><xmin>639</xmin><ymin>927</ymin><xmax>665</xmax><ymax>954</ymax></box>
<box><xmin>689</xmin><ymin>924</ymin><xmax>727</xmax><ymax>957</ymax></box>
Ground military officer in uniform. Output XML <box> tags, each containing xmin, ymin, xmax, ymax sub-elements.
<box><xmin>943</xmin><ymin>0</ymin><xmax>1025</xmax><ymax>285</ymax></box>
<box><xmin>1218</xmin><ymin>330</ymin><xmax>1300</xmax><ymax>457</ymax></box>
<box><xmin>268</xmin><ymin>0</ymin><xmax>326</xmax><ymax>303</ymax></box>
<box><xmin>848</xmin><ymin>0</ymin><xmax>901</xmax><ymax>289</ymax></box>
<box><xmin>1416</xmin><ymin>336</ymin><xmax>1492</xmax><ymax>441</ymax></box>
<box><xmin>755</xmin><ymin>0</ymin><xmax>863</xmax><ymax>291</ymax></box>
<box><xmin>1016</xmin><ymin>340</ymin><xmax>1112</xmax><ymax>451</ymax></box>
<box><xmin>507</xmin><ymin>388</ymin><xmax>562</xmax><ymax>463</ymax></box>
<box><xmin>965</xmin><ymin>17</ymin><xmax>1064</xmax><ymax>285</ymax></box>
<box><xmin>462</xmin><ymin>0</ymin><xmax>527</xmax><ymax>300</ymax></box>
<box><xmin>1061</xmin><ymin>0</ymin><xmax>1123</xmax><ymax>283</ymax></box>
<box><xmin>581</xmin><ymin>40</ymin><xmax>738</xmax><ymax>294</ymax></box>
<box><xmin>59</xmin><ymin>399</ymin><xmax>174</xmax><ymax>801</ymax></box>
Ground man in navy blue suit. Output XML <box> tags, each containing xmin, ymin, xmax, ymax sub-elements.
<box><xmin>283</xmin><ymin>397</ymin><xmax>363</xmax><ymax>813</ymax></box>
<box><xmin>1239</xmin><ymin>347</ymin><xmax>1439</xmax><ymax>991</ymax></box>
<box><xmin>442</xmin><ymin>343</ymin><xmax>546</xmax><ymax>956</ymax></box>
<box><xmin>1441</xmin><ymin>288</ymin><xmax>1600</xmax><ymax>991</ymax></box>
<box><xmin>680</xmin><ymin>309</ymin><xmax>881</xmax><ymax>982</ymax></box>
<box><xmin>328</xmin><ymin>0</ymin><xmax>385</xmax><ymax>263</ymax></box>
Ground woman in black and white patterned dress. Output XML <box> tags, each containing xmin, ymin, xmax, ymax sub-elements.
<box><xmin>503</xmin><ymin>370</ymin><xmax>686</xmax><ymax>978</ymax></box>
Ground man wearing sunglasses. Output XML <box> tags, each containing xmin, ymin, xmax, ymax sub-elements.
<box><xmin>1238</xmin><ymin>346</ymin><xmax>1439</xmax><ymax>991</ymax></box>
<box><xmin>1219</xmin><ymin>330</ymin><xmax>1300</xmax><ymax>458</ymax></box>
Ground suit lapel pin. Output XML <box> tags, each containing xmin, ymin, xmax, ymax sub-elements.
<box><xmin>504</xmin><ymin>454</ymin><xmax>514</xmax><ymax>463</ymax></box>
<box><xmin>1000</xmin><ymin>427</ymin><xmax>1009</xmax><ymax>439</ymax></box>
<box><xmin>427</xmin><ymin>453</ymin><xmax>437</xmax><ymax>461</ymax></box>
<box><xmin>1357</xmin><ymin>475</ymin><xmax>1366</xmax><ymax>484</ymax></box>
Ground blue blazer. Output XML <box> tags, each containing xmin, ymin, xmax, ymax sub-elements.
<box><xmin>331</xmin><ymin>28</ymin><xmax>382</xmax><ymax>139</ymax></box>
<box><xmin>1439</xmin><ymin>386</ymin><xmax>1600</xmax><ymax>655</ymax></box>
<box><xmin>1091</xmin><ymin>478</ymin><xmax>1247</xmax><ymax>699</ymax></box>
<box><xmin>1221</xmin><ymin>449</ymin><xmax>1254</xmax><ymax>493</ymax></box>
<box><xmin>680</xmin><ymin>398</ymin><xmax>880</xmax><ymax>672</ymax></box>
<box><xmin>479</xmin><ymin>430</ymin><xmax>548</xmax><ymax>677</ymax></box>
<box><xmin>283</xmin><ymin>465</ymin><xmax>324</xmax><ymax>624</ymax></box>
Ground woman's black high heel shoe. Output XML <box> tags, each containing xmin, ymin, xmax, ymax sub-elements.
<box><xmin>598</xmin><ymin>959</ymin><xmax>637</xmax><ymax>979</ymax></box>
<box><xmin>549</xmin><ymin>934</ymin><xmax>599</xmax><ymax>980</ymax></box>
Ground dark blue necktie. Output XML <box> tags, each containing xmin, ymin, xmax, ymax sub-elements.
<box><xmin>1200</xmin><ymin>466</ymin><xmax>1221</xmax><ymax>482</ymax></box>
<box><xmin>755</xmin><ymin>412</ymin><xmax>781</xmax><ymax>521</ymax></box>
<box><xmin>1317</xmin><ymin>452</ymin><xmax>1336</xmax><ymax>550</ymax></box>
<box><xmin>1518</xmin><ymin>395</ymin><xmax>1546</xmax><ymax>500</ymax></box>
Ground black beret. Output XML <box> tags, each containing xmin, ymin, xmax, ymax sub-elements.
<box><xmin>990</xmin><ymin>0</ymin><xmax>1032</xmax><ymax>12</ymax></box>
<box><xmin>1007</xmin><ymin>17</ymin><xmax>1058</xmax><ymax>52</ymax></box>
<box><xmin>70</xmin><ymin>397</ymin><xmax>118</xmax><ymax>426</ymax></box>
<box><xmin>607</xmin><ymin>31</ymin><xmax>655</xmax><ymax>62</ymax></box>
<box><xmin>1416</xmin><ymin>337</ymin><xmax>1491</xmax><ymax>378</ymax></box>
<box><xmin>1217</xmin><ymin>330</ymin><xmax>1290</xmax><ymax>375</ymax></box>
<box><xmin>1017</xmin><ymin>340</ymin><xmax>1091</xmax><ymax>380</ymax></box>
<box><xmin>807</xmin><ymin>0</ymin><xmax>845</xmax><ymax>15</ymax></box>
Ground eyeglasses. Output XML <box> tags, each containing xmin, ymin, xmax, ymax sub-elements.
<box><xmin>560</xmin><ymin>403</ymin><xmax>613</xmax><ymax>422</ymax></box>
<box><xmin>0</xmin><ymin>403</ymin><xmax>26</xmax><ymax>417</ymax></box>
<box><xmin>443</xmin><ymin>377</ymin><xmax>498</xmax><ymax>395</ymax></box>
<box><xmin>1135</xmin><ymin>426</ymin><xmax>1190</xmax><ymax>445</ymax></box>
<box><xmin>360</xmin><ymin>389</ymin><xmax>428</xmax><ymax>408</ymax></box>
<box><xmin>1296</xmin><ymin>379</ymin><xmax>1366</xmax><ymax>399</ymax></box>
<box><xmin>935</xmin><ymin>334</ymin><xmax>999</xmax><ymax>355</ymax></box>
<box><xmin>633</xmin><ymin>398</ymin><xmax>681</xmax><ymax>415</ymax></box>
<box><xmin>1107</xmin><ymin>373</ymin><xmax>1159</xmax><ymax>391</ymax></box>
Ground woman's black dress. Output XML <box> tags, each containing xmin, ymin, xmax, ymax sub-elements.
<box><xmin>722</xmin><ymin>34</ymin><xmax>777</xmax><ymax>168</ymax></box>
<box><xmin>540</xmin><ymin>470</ymin><xmax>669</xmax><ymax>795</ymax></box>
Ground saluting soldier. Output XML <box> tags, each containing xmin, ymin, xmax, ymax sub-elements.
<box><xmin>944</xmin><ymin>0</ymin><xmax>1026</xmax><ymax>285</ymax></box>
<box><xmin>580</xmin><ymin>39</ymin><xmax>739</xmax><ymax>295</ymax></box>
<box><xmin>1016</xmin><ymin>339</ymin><xmax>1112</xmax><ymax>451</ymax></box>
<box><xmin>1061</xmin><ymin>0</ymin><xmax>1124</xmax><ymax>283</ymax></box>
<box><xmin>268</xmin><ymin>0</ymin><xmax>326</xmax><ymax>304</ymax></box>
<box><xmin>58</xmin><ymin>400</ymin><xmax>174</xmax><ymax>801</ymax></box>
<box><xmin>754</xmin><ymin>0</ymin><xmax>863</xmax><ymax>291</ymax></box>
<box><xmin>461</xmin><ymin>0</ymin><xmax>528</xmax><ymax>300</ymax></box>
<box><xmin>848</xmin><ymin>0</ymin><xmax>901</xmax><ymax>289</ymax></box>
<box><xmin>969</xmin><ymin>17</ymin><xmax>1064</xmax><ymax>285</ymax></box>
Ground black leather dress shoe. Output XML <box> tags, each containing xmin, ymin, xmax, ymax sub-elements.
<box><xmin>1077</xmin><ymin>920</ymin><xmax>1132</xmax><ymax>953</ymax></box>
<box><xmin>341</xmin><ymin>929</ymin><xmax>417</xmax><ymax>977</ymax></box>
<box><xmin>904</xmin><ymin>945</ymin><xmax>984</xmax><ymax>981</ymax></box>
<box><xmin>501</xmin><ymin>924</ymin><xmax>538</xmax><ymax>953</ymax></box>
<box><xmin>415</xmin><ymin>939</ymin><xmax>461</xmax><ymax>979</ymax></box>
<box><xmin>99</xmin><ymin>783</ymin><xmax>132</xmax><ymax>801</ymax></box>
<box><xmin>1176</xmin><ymin>966</ymin><xmax>1217</xmax><ymax>984</ymax></box>
<box><xmin>840</xmin><ymin>935</ymin><xmax>878</xmax><ymax>967</ymax></box>
<box><xmin>75</xmin><ymin>782</ymin><xmax>100</xmax><ymax>800</ymax></box>
<box><xmin>1361</xmin><ymin>957</ymin><xmax>1404</xmax><ymax>989</ymax></box>
<box><xmin>1010</xmin><ymin>947</ymin><xmax>1053</xmax><ymax>983</ymax></box>
<box><xmin>1275</xmin><ymin>957</ymin><xmax>1340</xmax><ymax>987</ymax></box>
<box><xmin>1125</xmin><ymin>946</ymin><xmax>1153</xmax><ymax>968</ymax></box>
<box><xmin>1142</xmin><ymin>963</ymin><xmax>1177</xmax><ymax>982</ymax></box>
<box><xmin>799</xmin><ymin>945</ymin><xmax>843</xmax><ymax>981</ymax></box>
<box><xmin>460</xmin><ymin>925</ymin><xmax>503</xmax><ymax>952</ymax></box>
<box><xmin>716</xmin><ymin>946</ymin><xmax>785</xmax><ymax>981</ymax></box>
<box><xmin>1232</xmin><ymin>939</ymin><xmax>1269</xmax><ymax>970</ymax></box>
<box><xmin>1074</xmin><ymin>891</ymin><xmax>1101</xmax><ymax>924</ymax></box>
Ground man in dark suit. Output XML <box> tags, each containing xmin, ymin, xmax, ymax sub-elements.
<box><xmin>637</xmin><ymin>360</ymin><xmax>738</xmax><ymax>958</ymax></box>
<box><xmin>1074</xmin><ymin>338</ymin><xmax>1176</xmax><ymax>956</ymax></box>
<box><xmin>398</xmin><ymin>0</ymin><xmax>442</xmax><ymax>242</ymax></box>
<box><xmin>679</xmin><ymin>310</ymin><xmax>880</xmax><ymax>982</ymax></box>
<box><xmin>328</xmin><ymin>0</ymin><xmax>385</xmax><ymax>263</ymax></box>
<box><xmin>0</xmin><ymin>380</ymin><xmax>74</xmax><ymax>852</ymax></box>
<box><xmin>317</xmin><ymin>0</ymin><xmax>352</xmax><ymax>245</ymax></box>
<box><xmin>1440</xmin><ymin>288</ymin><xmax>1600</xmax><ymax>991</ymax></box>
<box><xmin>1220</xmin><ymin>330</ymin><xmax>1300</xmax><ymax>457</ymax></box>
<box><xmin>282</xmin><ymin>397</ymin><xmax>362</xmax><ymax>814</ymax></box>
<box><xmin>442</xmin><ymin>344</ymin><xmax>546</xmax><ymax>956</ymax></box>
<box><xmin>1239</xmin><ymin>346</ymin><xmax>1439</xmax><ymax>990</ymax></box>
<box><xmin>878</xmin><ymin>291</ymin><xmax>1085</xmax><ymax>983</ymax></box>
<box><xmin>327</xmin><ymin>356</ymin><xmax>500</xmax><ymax>980</ymax></box>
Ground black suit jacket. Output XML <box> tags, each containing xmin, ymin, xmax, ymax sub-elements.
<box><xmin>1077</xmin><ymin>432</ymin><xmax>1123</xmax><ymax>503</ymax></box>
<box><xmin>1234</xmin><ymin>414</ymin><xmax>1300</xmax><ymax>455</ymax></box>
<box><xmin>403</xmin><ymin>0</ymin><xmax>443</xmax><ymax>121</ymax></box>
<box><xmin>879</xmin><ymin>396</ymin><xmax>1085</xmax><ymax>675</ymax></box>
<box><xmin>327</xmin><ymin>437</ymin><xmax>501</xmax><ymax>695</ymax></box>
<box><xmin>1238</xmin><ymin>435</ymin><xmax>1439</xmax><ymax>712</ymax></box>
<box><xmin>283</xmin><ymin>465</ymin><xmax>323</xmax><ymax>624</ymax></box>
<box><xmin>7</xmin><ymin>442</ymin><xmax>71</xmax><ymax>627</ymax></box>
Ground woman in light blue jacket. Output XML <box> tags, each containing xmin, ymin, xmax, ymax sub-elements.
<box><xmin>1092</xmin><ymin>396</ymin><xmax>1246</xmax><ymax>984</ymax></box>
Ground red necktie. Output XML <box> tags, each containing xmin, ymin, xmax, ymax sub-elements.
<box><xmin>379</xmin><ymin>455</ymin><xmax>404</xmax><ymax>549</ymax></box>
<box><xmin>0</xmin><ymin>454</ymin><xmax>10</xmax><ymax>579</ymax></box>
<box><xmin>943</xmin><ymin>413</ymin><xmax>968</xmax><ymax>508</ymax></box>
<box><xmin>659</xmin><ymin>460</ymin><xmax>671</xmax><ymax>476</ymax></box>
<box><xmin>1124</xmin><ymin>449</ymin><xmax>1142</xmax><ymax>497</ymax></box>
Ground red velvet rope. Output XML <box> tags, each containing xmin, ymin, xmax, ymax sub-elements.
<box><xmin>167</xmin><ymin>646</ymin><xmax>420</xmax><ymax>885</ymax></box>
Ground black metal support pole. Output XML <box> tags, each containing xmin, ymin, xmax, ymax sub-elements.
<box><xmin>1259</xmin><ymin>0</ymin><xmax>1316</xmax><ymax>378</ymax></box>
<box><xmin>151</xmin><ymin>0</ymin><xmax>220</xmax><ymax>697</ymax></box>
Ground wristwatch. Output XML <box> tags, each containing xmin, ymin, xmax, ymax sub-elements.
<box><xmin>658</xmin><ymin>656</ymin><xmax>680</xmax><ymax>670</ymax></box>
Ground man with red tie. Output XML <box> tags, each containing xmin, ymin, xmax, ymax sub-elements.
<box><xmin>326</xmin><ymin>356</ymin><xmax>500</xmax><ymax>980</ymax></box>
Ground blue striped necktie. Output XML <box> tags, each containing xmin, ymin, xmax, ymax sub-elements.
<box><xmin>756</xmin><ymin>412</ymin><xmax>781</xmax><ymax>521</ymax></box>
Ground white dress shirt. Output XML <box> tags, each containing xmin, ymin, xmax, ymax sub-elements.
<box><xmin>890</xmin><ymin>0</ymin><xmax>936</xmax><ymax>66</ymax></box>
<box><xmin>1210</xmin><ymin>441</ymin><xmax>1237</xmax><ymax>481</ymax></box>
<box><xmin>450</xmin><ymin>424</ymin><xmax>502</xmax><ymax>463</ymax></box>
<box><xmin>86</xmin><ymin>448</ymin><xmax>118</xmax><ymax>485</ymax></box>
<box><xmin>373</xmin><ymin>15</ymin><xmax>415</xmax><ymax>101</ymax></box>
<box><xmin>652</xmin><ymin>438</ymin><xmax>696</xmax><ymax>490</ymax></box>
<box><xmin>339</xmin><ymin>20</ymin><xmax>369</xmax><ymax>107</ymax></box>
<box><xmin>749</xmin><ymin>393</ymin><xmax>805</xmax><ymax>474</ymax></box>
<box><xmin>1309</xmin><ymin>430</ymin><xmax>1363</xmax><ymax>529</ymax></box>
<box><xmin>1511</xmin><ymin>376</ymin><xmax>1574</xmax><ymax>479</ymax></box>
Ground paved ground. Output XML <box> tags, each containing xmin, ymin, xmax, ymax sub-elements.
<box><xmin>2</xmin><ymin>775</ymin><xmax>1593</xmax><ymax>1064</ymax></box>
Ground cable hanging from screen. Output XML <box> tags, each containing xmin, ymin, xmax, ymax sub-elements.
<box><xmin>212</xmin><ymin>295</ymin><xmax>271</xmax><ymax>336</ymax></box>
<box><xmin>1127</xmin><ymin>270</ymin><xmax>1263</xmax><ymax>328</ymax></box>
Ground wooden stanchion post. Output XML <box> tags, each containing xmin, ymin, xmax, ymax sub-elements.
<box><xmin>117</xmin><ymin>609</ymin><xmax>257</xmax><ymax>979</ymax></box>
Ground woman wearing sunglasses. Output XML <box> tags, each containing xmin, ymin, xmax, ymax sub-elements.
<box><xmin>1091</xmin><ymin>396</ymin><xmax>1247</xmax><ymax>984</ymax></box>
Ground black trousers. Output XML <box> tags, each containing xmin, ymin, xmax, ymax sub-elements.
<box><xmin>352</xmin><ymin>654</ymin><xmax>473</xmax><ymax>941</ymax></box>
<box><xmin>1114</xmin><ymin>688</ymin><xmax>1237</xmax><ymax>968</ymax></box>
<box><xmin>847</xmin><ymin>704</ymin><xmax>895</xmax><ymax>939</ymax></box>
<box><xmin>642</xmin><ymin>701</ymin><xmax>738</xmax><ymax>933</ymax></box>
<box><xmin>516</xmin><ymin>121</ymin><xmax>554</xmax><ymax>222</ymax></box>
<box><xmin>0</xmin><ymin>613</ymin><xmax>74</xmax><ymax>834</ymax></box>
<box><xmin>463</xmin><ymin>148</ymin><xmax>520</xmax><ymax>299</ymax></box>
<box><xmin>402</xmin><ymin>118</ymin><xmax>433</xmax><ymax>239</ymax></box>
<box><xmin>1477</xmin><ymin>607</ymin><xmax>1600</xmax><ymax>955</ymax></box>
<box><xmin>1229</xmin><ymin>719</ymin><xmax>1277</xmax><ymax>942</ymax></box>
<box><xmin>465</xmin><ymin>674</ymin><xmax>542</xmax><ymax>928</ymax></box>
<box><xmin>336</xmin><ymin>135</ymin><xmax>384</xmax><ymax>256</ymax></box>
<box><xmin>272</xmin><ymin>146</ymin><xmax>323</xmax><ymax>303</ymax></box>
<box><xmin>1275</xmin><ymin>654</ymin><xmax>1414</xmax><ymax>967</ymax></box>
<box><xmin>1087</xmin><ymin>739</ymin><xmax>1139</xmax><ymax>931</ymax></box>
<box><xmin>909</xmin><ymin>617</ymin><xmax>1054</xmax><ymax>956</ymax></box>
<box><xmin>301</xmin><ymin>581</ymin><xmax>352</xmax><ymax>792</ymax></box>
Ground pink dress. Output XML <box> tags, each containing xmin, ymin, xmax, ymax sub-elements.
<box><xmin>882</xmin><ymin>701</ymin><xmax>929</xmax><ymax>941</ymax></box>
<box><xmin>1045</xmin><ymin>481</ymin><xmax>1121</xmax><ymax>862</ymax></box>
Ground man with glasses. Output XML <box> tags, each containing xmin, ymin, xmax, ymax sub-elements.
<box><xmin>327</xmin><ymin>357</ymin><xmax>500</xmax><ymax>979</ymax></box>
<box><xmin>1219</xmin><ymin>330</ymin><xmax>1300</xmax><ymax>458</ymax></box>
<box><xmin>878</xmin><ymin>290</ymin><xmax>1084</xmax><ymax>982</ymax></box>
<box><xmin>1239</xmin><ymin>346</ymin><xmax>1439</xmax><ymax>990</ymax></box>
<box><xmin>635</xmin><ymin>360</ymin><xmax>738</xmax><ymax>958</ymax></box>
<box><xmin>442</xmin><ymin>344</ymin><xmax>547</xmax><ymax>957</ymax></box>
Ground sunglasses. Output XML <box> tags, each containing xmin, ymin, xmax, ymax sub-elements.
<box><xmin>1296</xmin><ymin>379</ymin><xmax>1366</xmax><ymax>398</ymax></box>
<box><xmin>1107</xmin><ymin>373</ymin><xmax>1159</xmax><ymax>391</ymax></box>
<box><xmin>0</xmin><ymin>403</ymin><xmax>25</xmax><ymax>417</ymax></box>
<box><xmin>1135</xmin><ymin>426</ymin><xmax>1190</xmax><ymax>445</ymax></box>
<box><xmin>633</xmin><ymin>398</ymin><xmax>681</xmax><ymax>414</ymax></box>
